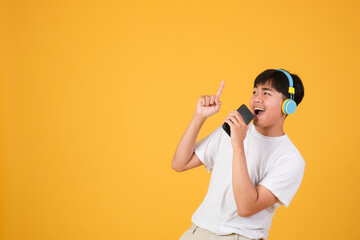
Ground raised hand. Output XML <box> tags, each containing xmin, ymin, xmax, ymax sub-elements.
<box><xmin>195</xmin><ymin>80</ymin><xmax>225</xmax><ymax>119</ymax></box>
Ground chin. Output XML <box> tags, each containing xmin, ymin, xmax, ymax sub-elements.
<box><xmin>253</xmin><ymin>119</ymin><xmax>263</xmax><ymax>127</ymax></box>
<box><xmin>253</xmin><ymin>119</ymin><xmax>270</xmax><ymax>129</ymax></box>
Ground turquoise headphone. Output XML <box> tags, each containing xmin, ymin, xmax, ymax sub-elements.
<box><xmin>275</xmin><ymin>69</ymin><xmax>297</xmax><ymax>115</ymax></box>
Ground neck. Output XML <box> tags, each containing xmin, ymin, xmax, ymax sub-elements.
<box><xmin>254</xmin><ymin>124</ymin><xmax>285</xmax><ymax>137</ymax></box>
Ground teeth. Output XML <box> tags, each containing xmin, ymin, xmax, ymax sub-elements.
<box><xmin>254</xmin><ymin>107</ymin><xmax>264</xmax><ymax>111</ymax></box>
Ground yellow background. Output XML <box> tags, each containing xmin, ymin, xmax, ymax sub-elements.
<box><xmin>1</xmin><ymin>0</ymin><xmax>360</xmax><ymax>239</ymax></box>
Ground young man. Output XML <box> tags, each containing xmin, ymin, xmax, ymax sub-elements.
<box><xmin>172</xmin><ymin>69</ymin><xmax>305</xmax><ymax>240</ymax></box>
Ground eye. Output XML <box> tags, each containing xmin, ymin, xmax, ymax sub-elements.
<box><xmin>264</xmin><ymin>92</ymin><xmax>270</xmax><ymax>96</ymax></box>
<box><xmin>253</xmin><ymin>91</ymin><xmax>257</xmax><ymax>94</ymax></box>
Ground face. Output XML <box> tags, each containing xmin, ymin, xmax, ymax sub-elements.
<box><xmin>249</xmin><ymin>82</ymin><xmax>286</xmax><ymax>132</ymax></box>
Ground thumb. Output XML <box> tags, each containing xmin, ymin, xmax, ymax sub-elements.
<box><xmin>215</xmin><ymin>96</ymin><xmax>222</xmax><ymax>105</ymax></box>
<box><xmin>215</xmin><ymin>98</ymin><xmax>222</xmax><ymax>109</ymax></box>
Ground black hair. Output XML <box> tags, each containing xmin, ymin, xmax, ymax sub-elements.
<box><xmin>253</xmin><ymin>69</ymin><xmax>304</xmax><ymax>106</ymax></box>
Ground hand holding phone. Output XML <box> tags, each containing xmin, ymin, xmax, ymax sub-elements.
<box><xmin>222</xmin><ymin>104</ymin><xmax>254</xmax><ymax>137</ymax></box>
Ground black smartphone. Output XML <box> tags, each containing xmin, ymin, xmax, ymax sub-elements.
<box><xmin>222</xmin><ymin>104</ymin><xmax>254</xmax><ymax>137</ymax></box>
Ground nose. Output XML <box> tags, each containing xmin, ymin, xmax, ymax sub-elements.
<box><xmin>253</xmin><ymin>94</ymin><xmax>263</xmax><ymax>103</ymax></box>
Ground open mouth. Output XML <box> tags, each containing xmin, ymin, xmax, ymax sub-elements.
<box><xmin>254</xmin><ymin>107</ymin><xmax>264</xmax><ymax>116</ymax></box>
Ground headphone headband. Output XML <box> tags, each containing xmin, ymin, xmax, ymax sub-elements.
<box><xmin>276</xmin><ymin>68</ymin><xmax>297</xmax><ymax>114</ymax></box>
<box><xmin>275</xmin><ymin>69</ymin><xmax>295</xmax><ymax>101</ymax></box>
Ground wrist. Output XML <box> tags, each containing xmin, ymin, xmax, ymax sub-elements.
<box><xmin>233</xmin><ymin>145</ymin><xmax>244</xmax><ymax>153</ymax></box>
<box><xmin>193</xmin><ymin>113</ymin><xmax>207</xmax><ymax>122</ymax></box>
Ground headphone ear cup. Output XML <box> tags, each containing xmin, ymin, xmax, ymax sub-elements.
<box><xmin>282</xmin><ymin>99</ymin><xmax>297</xmax><ymax>115</ymax></box>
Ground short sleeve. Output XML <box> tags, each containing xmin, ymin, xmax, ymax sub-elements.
<box><xmin>258</xmin><ymin>155</ymin><xmax>305</xmax><ymax>207</ymax></box>
<box><xmin>194</xmin><ymin>126</ymin><xmax>223</xmax><ymax>173</ymax></box>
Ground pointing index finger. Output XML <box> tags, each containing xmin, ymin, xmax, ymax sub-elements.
<box><xmin>216</xmin><ymin>80</ymin><xmax>225</xmax><ymax>99</ymax></box>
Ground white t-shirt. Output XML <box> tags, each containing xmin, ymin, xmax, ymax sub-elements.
<box><xmin>192</xmin><ymin>123</ymin><xmax>305</xmax><ymax>240</ymax></box>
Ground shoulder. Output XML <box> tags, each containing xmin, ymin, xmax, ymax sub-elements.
<box><xmin>279</xmin><ymin>154</ymin><xmax>305</xmax><ymax>171</ymax></box>
<box><xmin>269</xmin><ymin>135</ymin><xmax>305</xmax><ymax>171</ymax></box>
<box><xmin>281</xmin><ymin>135</ymin><xmax>304</xmax><ymax>160</ymax></box>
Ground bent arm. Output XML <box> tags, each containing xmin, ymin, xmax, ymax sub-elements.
<box><xmin>232</xmin><ymin>147</ymin><xmax>278</xmax><ymax>217</ymax></box>
<box><xmin>171</xmin><ymin>113</ymin><xmax>206</xmax><ymax>172</ymax></box>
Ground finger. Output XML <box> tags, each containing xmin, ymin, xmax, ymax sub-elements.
<box><xmin>231</xmin><ymin>111</ymin><xmax>246</xmax><ymax>125</ymax></box>
<box><xmin>210</xmin><ymin>95</ymin><xmax>215</xmax><ymax>105</ymax></box>
<box><xmin>224</xmin><ymin>116</ymin><xmax>237</xmax><ymax>125</ymax></box>
<box><xmin>215</xmin><ymin>94</ymin><xmax>222</xmax><ymax>106</ymax></box>
<box><xmin>216</xmin><ymin>80</ymin><xmax>225</xmax><ymax>99</ymax></box>
<box><xmin>224</xmin><ymin>119</ymin><xmax>234</xmax><ymax>127</ymax></box>
<box><xmin>200</xmin><ymin>96</ymin><xmax>205</xmax><ymax>106</ymax></box>
<box><xmin>229</xmin><ymin>115</ymin><xmax>239</xmax><ymax>125</ymax></box>
<box><xmin>205</xmin><ymin>95</ymin><xmax>211</xmax><ymax>106</ymax></box>
<box><xmin>229</xmin><ymin>113</ymin><xmax>240</xmax><ymax>124</ymax></box>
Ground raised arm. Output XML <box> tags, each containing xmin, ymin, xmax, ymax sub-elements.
<box><xmin>171</xmin><ymin>81</ymin><xmax>225</xmax><ymax>172</ymax></box>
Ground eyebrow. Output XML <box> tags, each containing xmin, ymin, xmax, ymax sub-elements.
<box><xmin>254</xmin><ymin>87</ymin><xmax>274</xmax><ymax>92</ymax></box>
